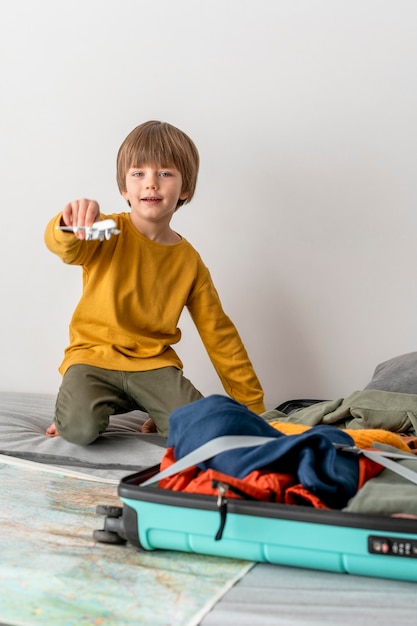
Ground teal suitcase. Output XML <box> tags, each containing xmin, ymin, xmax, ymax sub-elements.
<box><xmin>94</xmin><ymin>463</ymin><xmax>417</xmax><ymax>583</ymax></box>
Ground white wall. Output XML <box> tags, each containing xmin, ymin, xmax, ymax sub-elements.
<box><xmin>1</xmin><ymin>0</ymin><xmax>417</xmax><ymax>409</ymax></box>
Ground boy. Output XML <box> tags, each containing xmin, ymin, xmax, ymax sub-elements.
<box><xmin>45</xmin><ymin>120</ymin><xmax>265</xmax><ymax>445</ymax></box>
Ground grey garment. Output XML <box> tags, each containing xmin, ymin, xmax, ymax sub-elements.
<box><xmin>344</xmin><ymin>444</ymin><xmax>417</xmax><ymax>516</ymax></box>
<box><xmin>54</xmin><ymin>364</ymin><xmax>203</xmax><ymax>445</ymax></box>
<box><xmin>364</xmin><ymin>351</ymin><xmax>417</xmax><ymax>394</ymax></box>
<box><xmin>262</xmin><ymin>389</ymin><xmax>417</xmax><ymax>436</ymax></box>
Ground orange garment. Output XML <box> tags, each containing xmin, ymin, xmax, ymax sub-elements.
<box><xmin>158</xmin><ymin>445</ymin><xmax>383</xmax><ymax>509</ymax></box>
<box><xmin>268</xmin><ymin>421</ymin><xmax>412</xmax><ymax>452</ymax></box>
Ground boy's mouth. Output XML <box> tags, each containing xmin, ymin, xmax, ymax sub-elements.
<box><xmin>141</xmin><ymin>197</ymin><xmax>161</xmax><ymax>202</ymax></box>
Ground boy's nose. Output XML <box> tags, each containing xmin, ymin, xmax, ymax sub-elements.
<box><xmin>146</xmin><ymin>175</ymin><xmax>158</xmax><ymax>189</ymax></box>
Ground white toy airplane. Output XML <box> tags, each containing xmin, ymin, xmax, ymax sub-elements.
<box><xmin>56</xmin><ymin>219</ymin><xmax>121</xmax><ymax>241</ymax></box>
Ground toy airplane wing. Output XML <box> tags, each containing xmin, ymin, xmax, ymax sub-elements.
<box><xmin>56</xmin><ymin>219</ymin><xmax>121</xmax><ymax>241</ymax></box>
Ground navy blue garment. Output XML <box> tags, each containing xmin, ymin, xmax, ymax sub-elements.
<box><xmin>168</xmin><ymin>395</ymin><xmax>359</xmax><ymax>508</ymax></box>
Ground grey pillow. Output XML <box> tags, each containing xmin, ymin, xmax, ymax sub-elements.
<box><xmin>364</xmin><ymin>352</ymin><xmax>417</xmax><ymax>394</ymax></box>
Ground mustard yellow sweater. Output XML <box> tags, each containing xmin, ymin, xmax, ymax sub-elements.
<box><xmin>44</xmin><ymin>212</ymin><xmax>265</xmax><ymax>414</ymax></box>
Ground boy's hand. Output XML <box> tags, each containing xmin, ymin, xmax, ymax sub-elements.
<box><xmin>61</xmin><ymin>198</ymin><xmax>100</xmax><ymax>239</ymax></box>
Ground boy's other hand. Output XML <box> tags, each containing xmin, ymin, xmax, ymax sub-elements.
<box><xmin>61</xmin><ymin>198</ymin><xmax>101</xmax><ymax>239</ymax></box>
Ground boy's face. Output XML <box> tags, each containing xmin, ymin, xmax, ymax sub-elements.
<box><xmin>122</xmin><ymin>164</ymin><xmax>188</xmax><ymax>223</ymax></box>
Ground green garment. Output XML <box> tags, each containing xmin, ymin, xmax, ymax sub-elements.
<box><xmin>344</xmin><ymin>444</ymin><xmax>417</xmax><ymax>516</ymax></box>
<box><xmin>262</xmin><ymin>392</ymin><xmax>417</xmax><ymax>516</ymax></box>
<box><xmin>263</xmin><ymin>389</ymin><xmax>417</xmax><ymax>437</ymax></box>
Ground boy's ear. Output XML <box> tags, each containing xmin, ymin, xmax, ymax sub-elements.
<box><xmin>121</xmin><ymin>190</ymin><xmax>131</xmax><ymax>207</ymax></box>
<box><xmin>179</xmin><ymin>191</ymin><xmax>189</xmax><ymax>201</ymax></box>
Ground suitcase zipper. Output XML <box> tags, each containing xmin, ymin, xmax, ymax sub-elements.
<box><xmin>212</xmin><ymin>480</ymin><xmax>257</xmax><ymax>541</ymax></box>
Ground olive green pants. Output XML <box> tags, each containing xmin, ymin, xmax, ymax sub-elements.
<box><xmin>54</xmin><ymin>364</ymin><xmax>203</xmax><ymax>445</ymax></box>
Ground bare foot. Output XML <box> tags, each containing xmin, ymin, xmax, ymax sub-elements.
<box><xmin>141</xmin><ymin>418</ymin><xmax>158</xmax><ymax>434</ymax></box>
<box><xmin>46</xmin><ymin>422</ymin><xmax>60</xmax><ymax>437</ymax></box>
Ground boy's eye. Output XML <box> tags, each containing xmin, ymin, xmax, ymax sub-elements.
<box><xmin>130</xmin><ymin>170</ymin><xmax>173</xmax><ymax>178</ymax></box>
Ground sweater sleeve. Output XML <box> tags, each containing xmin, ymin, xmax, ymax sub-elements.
<box><xmin>44</xmin><ymin>212</ymin><xmax>107</xmax><ymax>265</ymax></box>
<box><xmin>187</xmin><ymin>268</ymin><xmax>265</xmax><ymax>414</ymax></box>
